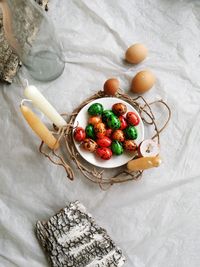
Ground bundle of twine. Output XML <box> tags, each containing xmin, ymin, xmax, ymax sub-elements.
<box><xmin>39</xmin><ymin>90</ymin><xmax>171</xmax><ymax>189</ymax></box>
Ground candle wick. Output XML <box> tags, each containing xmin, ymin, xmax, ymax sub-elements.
<box><xmin>24</xmin><ymin>79</ymin><xmax>29</xmax><ymax>88</ymax></box>
<box><xmin>21</xmin><ymin>99</ymin><xmax>32</xmax><ymax>106</ymax></box>
<box><xmin>145</xmin><ymin>144</ymin><xmax>153</xmax><ymax>153</ymax></box>
<box><xmin>20</xmin><ymin>78</ymin><xmax>29</xmax><ymax>89</ymax></box>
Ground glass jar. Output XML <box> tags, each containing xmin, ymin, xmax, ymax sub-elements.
<box><xmin>0</xmin><ymin>0</ymin><xmax>65</xmax><ymax>82</ymax></box>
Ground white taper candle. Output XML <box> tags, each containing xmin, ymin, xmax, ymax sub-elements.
<box><xmin>24</xmin><ymin>85</ymin><xmax>66</xmax><ymax>128</ymax></box>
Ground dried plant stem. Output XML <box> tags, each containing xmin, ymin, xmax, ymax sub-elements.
<box><xmin>39</xmin><ymin>91</ymin><xmax>171</xmax><ymax>188</ymax></box>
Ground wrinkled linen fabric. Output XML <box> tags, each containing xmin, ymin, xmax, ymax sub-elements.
<box><xmin>1</xmin><ymin>0</ymin><xmax>200</xmax><ymax>266</ymax></box>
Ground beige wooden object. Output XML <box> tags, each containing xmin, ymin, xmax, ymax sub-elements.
<box><xmin>127</xmin><ymin>155</ymin><xmax>162</xmax><ymax>171</ymax></box>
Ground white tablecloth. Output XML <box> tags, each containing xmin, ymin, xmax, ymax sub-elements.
<box><xmin>1</xmin><ymin>0</ymin><xmax>200</xmax><ymax>266</ymax></box>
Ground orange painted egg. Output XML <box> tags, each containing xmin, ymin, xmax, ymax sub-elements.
<box><xmin>88</xmin><ymin>116</ymin><xmax>102</xmax><ymax>125</ymax></box>
<box><xmin>94</xmin><ymin>122</ymin><xmax>106</xmax><ymax>138</ymax></box>
<box><xmin>82</xmin><ymin>138</ymin><xmax>98</xmax><ymax>152</ymax></box>
<box><xmin>112</xmin><ymin>103</ymin><xmax>127</xmax><ymax>116</ymax></box>
<box><xmin>112</xmin><ymin>130</ymin><xmax>125</xmax><ymax>142</ymax></box>
<box><xmin>124</xmin><ymin>140</ymin><xmax>137</xmax><ymax>152</ymax></box>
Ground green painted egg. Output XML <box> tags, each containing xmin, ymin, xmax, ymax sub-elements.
<box><xmin>85</xmin><ymin>124</ymin><xmax>96</xmax><ymax>140</ymax></box>
<box><xmin>107</xmin><ymin>115</ymin><xmax>121</xmax><ymax>130</ymax></box>
<box><xmin>102</xmin><ymin>110</ymin><xmax>114</xmax><ymax>122</ymax></box>
<box><xmin>124</xmin><ymin>125</ymin><xmax>138</xmax><ymax>140</ymax></box>
<box><xmin>88</xmin><ymin>103</ymin><xmax>103</xmax><ymax>115</ymax></box>
<box><xmin>111</xmin><ymin>140</ymin><xmax>124</xmax><ymax>155</ymax></box>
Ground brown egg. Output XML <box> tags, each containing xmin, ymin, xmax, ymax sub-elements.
<box><xmin>125</xmin><ymin>43</ymin><xmax>148</xmax><ymax>64</ymax></box>
<box><xmin>88</xmin><ymin>116</ymin><xmax>102</xmax><ymax>125</ymax></box>
<box><xmin>103</xmin><ymin>78</ymin><xmax>119</xmax><ymax>96</ymax></box>
<box><xmin>112</xmin><ymin>103</ymin><xmax>127</xmax><ymax>116</ymax></box>
<box><xmin>131</xmin><ymin>70</ymin><xmax>156</xmax><ymax>94</ymax></box>
<box><xmin>82</xmin><ymin>138</ymin><xmax>97</xmax><ymax>152</ymax></box>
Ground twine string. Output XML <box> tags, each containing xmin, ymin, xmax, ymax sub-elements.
<box><xmin>38</xmin><ymin>91</ymin><xmax>171</xmax><ymax>188</ymax></box>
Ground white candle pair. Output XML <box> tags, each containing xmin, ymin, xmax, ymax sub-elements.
<box><xmin>21</xmin><ymin>83</ymin><xmax>66</xmax><ymax>149</ymax></box>
<box><xmin>24</xmin><ymin>85</ymin><xmax>66</xmax><ymax>128</ymax></box>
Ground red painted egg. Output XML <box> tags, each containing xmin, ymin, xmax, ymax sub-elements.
<box><xmin>105</xmin><ymin>128</ymin><xmax>113</xmax><ymax>138</ymax></box>
<box><xmin>74</xmin><ymin>127</ymin><xmax>86</xmax><ymax>142</ymax></box>
<box><xmin>119</xmin><ymin>115</ymin><xmax>128</xmax><ymax>130</ymax></box>
<box><xmin>97</xmin><ymin>136</ymin><xmax>112</xmax><ymax>147</ymax></box>
<box><xmin>124</xmin><ymin>140</ymin><xmax>137</xmax><ymax>152</ymax></box>
<box><xmin>94</xmin><ymin>122</ymin><xmax>106</xmax><ymax>138</ymax></box>
<box><xmin>96</xmin><ymin>147</ymin><xmax>112</xmax><ymax>160</ymax></box>
<box><xmin>126</xmin><ymin>112</ymin><xmax>140</xmax><ymax>126</ymax></box>
<box><xmin>112</xmin><ymin>130</ymin><xmax>125</xmax><ymax>142</ymax></box>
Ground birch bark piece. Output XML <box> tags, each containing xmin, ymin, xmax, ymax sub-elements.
<box><xmin>35</xmin><ymin>0</ymin><xmax>49</xmax><ymax>11</ymax></box>
<box><xmin>0</xmin><ymin>13</ymin><xmax>21</xmax><ymax>83</ymax></box>
<box><xmin>0</xmin><ymin>0</ymin><xmax>49</xmax><ymax>84</ymax></box>
<box><xmin>36</xmin><ymin>201</ymin><xmax>126</xmax><ymax>267</ymax></box>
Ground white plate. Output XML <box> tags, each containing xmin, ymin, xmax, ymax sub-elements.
<box><xmin>73</xmin><ymin>97</ymin><xmax>144</xmax><ymax>168</ymax></box>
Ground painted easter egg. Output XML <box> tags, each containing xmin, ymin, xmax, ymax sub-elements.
<box><xmin>124</xmin><ymin>140</ymin><xmax>137</xmax><ymax>152</ymax></box>
<box><xmin>107</xmin><ymin>115</ymin><xmax>121</xmax><ymax>130</ymax></box>
<box><xmin>88</xmin><ymin>116</ymin><xmax>102</xmax><ymax>125</ymax></box>
<box><xmin>105</xmin><ymin>128</ymin><xmax>113</xmax><ymax>138</ymax></box>
<box><xmin>74</xmin><ymin>127</ymin><xmax>86</xmax><ymax>142</ymax></box>
<box><xmin>112</xmin><ymin>103</ymin><xmax>127</xmax><ymax>116</ymax></box>
<box><xmin>111</xmin><ymin>140</ymin><xmax>124</xmax><ymax>155</ymax></box>
<box><xmin>112</xmin><ymin>130</ymin><xmax>125</xmax><ymax>142</ymax></box>
<box><xmin>126</xmin><ymin>111</ymin><xmax>140</xmax><ymax>126</ymax></box>
<box><xmin>88</xmin><ymin>103</ymin><xmax>103</xmax><ymax>116</ymax></box>
<box><xmin>118</xmin><ymin>115</ymin><xmax>128</xmax><ymax>130</ymax></box>
<box><xmin>96</xmin><ymin>147</ymin><xmax>112</xmax><ymax>160</ymax></box>
<box><xmin>96</xmin><ymin>136</ymin><xmax>112</xmax><ymax>147</ymax></box>
<box><xmin>85</xmin><ymin>124</ymin><xmax>95</xmax><ymax>140</ymax></box>
<box><xmin>82</xmin><ymin>138</ymin><xmax>97</xmax><ymax>152</ymax></box>
<box><xmin>102</xmin><ymin>110</ymin><xmax>114</xmax><ymax>123</ymax></box>
<box><xmin>94</xmin><ymin>122</ymin><xmax>106</xmax><ymax>138</ymax></box>
<box><xmin>124</xmin><ymin>125</ymin><xmax>138</xmax><ymax>140</ymax></box>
